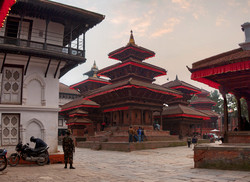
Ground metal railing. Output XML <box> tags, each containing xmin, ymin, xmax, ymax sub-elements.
<box><xmin>0</xmin><ymin>22</ymin><xmax>85</xmax><ymax>57</ymax></box>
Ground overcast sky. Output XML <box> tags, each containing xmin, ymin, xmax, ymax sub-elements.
<box><xmin>55</xmin><ymin>0</ymin><xmax>250</xmax><ymax>92</ymax></box>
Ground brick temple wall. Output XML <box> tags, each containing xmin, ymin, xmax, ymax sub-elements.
<box><xmin>194</xmin><ymin>144</ymin><xmax>250</xmax><ymax>171</ymax></box>
<box><xmin>227</xmin><ymin>131</ymin><xmax>250</xmax><ymax>143</ymax></box>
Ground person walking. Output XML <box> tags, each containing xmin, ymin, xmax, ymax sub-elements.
<box><xmin>187</xmin><ymin>136</ymin><xmax>191</xmax><ymax>148</ymax></box>
<box><xmin>192</xmin><ymin>135</ymin><xmax>198</xmax><ymax>150</ymax></box>
<box><xmin>63</xmin><ymin>130</ymin><xmax>75</xmax><ymax>169</ymax></box>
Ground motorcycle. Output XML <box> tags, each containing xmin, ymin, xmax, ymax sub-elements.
<box><xmin>0</xmin><ymin>148</ymin><xmax>7</xmax><ymax>171</ymax></box>
<box><xmin>8</xmin><ymin>142</ymin><xmax>49</xmax><ymax>166</ymax></box>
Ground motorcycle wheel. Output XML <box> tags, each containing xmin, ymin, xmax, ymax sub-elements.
<box><xmin>37</xmin><ymin>153</ymin><xmax>48</xmax><ymax>166</ymax></box>
<box><xmin>8</xmin><ymin>154</ymin><xmax>20</xmax><ymax>167</ymax></box>
<box><xmin>0</xmin><ymin>155</ymin><xmax>7</xmax><ymax>171</ymax></box>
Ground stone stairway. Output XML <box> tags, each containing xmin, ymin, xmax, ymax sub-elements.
<box><xmin>77</xmin><ymin>125</ymin><xmax>184</xmax><ymax>151</ymax></box>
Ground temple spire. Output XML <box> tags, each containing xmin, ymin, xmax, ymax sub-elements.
<box><xmin>92</xmin><ymin>61</ymin><xmax>98</xmax><ymax>77</ymax></box>
<box><xmin>175</xmin><ymin>75</ymin><xmax>179</xmax><ymax>80</ymax></box>
<box><xmin>92</xmin><ymin>60</ymin><xmax>97</xmax><ymax>69</ymax></box>
<box><xmin>128</xmin><ymin>30</ymin><xmax>135</xmax><ymax>45</ymax></box>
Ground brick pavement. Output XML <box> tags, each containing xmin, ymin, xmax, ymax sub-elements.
<box><xmin>0</xmin><ymin>145</ymin><xmax>250</xmax><ymax>182</ymax></box>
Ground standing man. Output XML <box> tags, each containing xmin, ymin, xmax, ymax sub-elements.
<box><xmin>137</xmin><ymin>127</ymin><xmax>142</xmax><ymax>142</ymax></box>
<box><xmin>187</xmin><ymin>136</ymin><xmax>191</xmax><ymax>148</ymax></box>
<box><xmin>128</xmin><ymin>126</ymin><xmax>134</xmax><ymax>143</ymax></box>
<box><xmin>63</xmin><ymin>130</ymin><xmax>75</xmax><ymax>169</ymax></box>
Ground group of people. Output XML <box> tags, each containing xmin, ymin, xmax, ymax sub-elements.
<box><xmin>187</xmin><ymin>135</ymin><xmax>198</xmax><ymax>149</ymax></box>
<box><xmin>128</xmin><ymin>126</ymin><xmax>145</xmax><ymax>143</ymax></box>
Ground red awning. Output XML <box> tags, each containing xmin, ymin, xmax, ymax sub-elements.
<box><xmin>0</xmin><ymin>0</ymin><xmax>16</xmax><ymax>28</ymax></box>
<box><xmin>191</xmin><ymin>60</ymin><xmax>250</xmax><ymax>89</ymax></box>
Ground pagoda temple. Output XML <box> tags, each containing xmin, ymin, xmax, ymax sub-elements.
<box><xmin>69</xmin><ymin>61</ymin><xmax>111</xmax><ymax>97</ymax></box>
<box><xmin>158</xmin><ymin>76</ymin><xmax>210</xmax><ymax>137</ymax></box>
<box><xmin>85</xmin><ymin>31</ymin><xmax>183</xmax><ymax>128</ymax></box>
<box><xmin>60</xmin><ymin>62</ymin><xmax>110</xmax><ymax>138</ymax></box>
<box><xmin>190</xmin><ymin>89</ymin><xmax>219</xmax><ymax>135</ymax></box>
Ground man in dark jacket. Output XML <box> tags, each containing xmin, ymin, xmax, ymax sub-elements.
<box><xmin>30</xmin><ymin>136</ymin><xmax>49</xmax><ymax>164</ymax></box>
<box><xmin>30</xmin><ymin>136</ymin><xmax>48</xmax><ymax>150</ymax></box>
<box><xmin>63</xmin><ymin>130</ymin><xmax>75</xmax><ymax>169</ymax></box>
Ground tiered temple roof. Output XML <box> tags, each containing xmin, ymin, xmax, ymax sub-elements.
<box><xmin>70</xmin><ymin>62</ymin><xmax>110</xmax><ymax>95</ymax></box>
<box><xmin>108</xmin><ymin>31</ymin><xmax>155</xmax><ymax>61</ymax></box>
<box><xmin>60</xmin><ymin>62</ymin><xmax>106</xmax><ymax>127</ymax></box>
<box><xmin>85</xmin><ymin>32</ymin><xmax>182</xmax><ymax>116</ymax></box>
<box><xmin>190</xmin><ymin>89</ymin><xmax>219</xmax><ymax>118</ymax></box>
<box><xmin>161</xmin><ymin>76</ymin><xmax>210</xmax><ymax>121</ymax></box>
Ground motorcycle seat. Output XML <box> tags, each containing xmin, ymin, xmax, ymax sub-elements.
<box><xmin>31</xmin><ymin>146</ymin><xmax>47</xmax><ymax>153</ymax></box>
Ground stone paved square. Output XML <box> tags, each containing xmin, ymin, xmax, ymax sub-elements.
<box><xmin>1</xmin><ymin>146</ymin><xmax>250</xmax><ymax>182</ymax></box>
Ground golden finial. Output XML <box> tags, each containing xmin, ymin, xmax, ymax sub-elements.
<box><xmin>92</xmin><ymin>61</ymin><xmax>97</xmax><ymax>69</ymax></box>
<box><xmin>128</xmin><ymin>30</ymin><xmax>135</xmax><ymax>45</ymax></box>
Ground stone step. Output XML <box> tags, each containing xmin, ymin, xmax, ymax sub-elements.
<box><xmin>78</xmin><ymin>140</ymin><xmax>187</xmax><ymax>152</ymax></box>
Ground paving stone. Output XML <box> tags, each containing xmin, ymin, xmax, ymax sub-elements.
<box><xmin>0</xmin><ymin>146</ymin><xmax>250</xmax><ymax>181</ymax></box>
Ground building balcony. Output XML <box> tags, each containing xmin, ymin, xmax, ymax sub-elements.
<box><xmin>0</xmin><ymin>35</ymin><xmax>85</xmax><ymax>58</ymax></box>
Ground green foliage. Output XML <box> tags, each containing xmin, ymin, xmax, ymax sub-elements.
<box><xmin>209</xmin><ymin>90</ymin><xmax>223</xmax><ymax>114</ymax></box>
<box><xmin>241</xmin><ymin>98</ymin><xmax>249</xmax><ymax>121</ymax></box>
<box><xmin>208</xmin><ymin>91</ymin><xmax>248</xmax><ymax>120</ymax></box>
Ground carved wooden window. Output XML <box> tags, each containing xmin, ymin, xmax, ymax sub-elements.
<box><xmin>1</xmin><ymin>114</ymin><xmax>19</xmax><ymax>146</ymax></box>
<box><xmin>1</xmin><ymin>66</ymin><xmax>23</xmax><ymax>104</ymax></box>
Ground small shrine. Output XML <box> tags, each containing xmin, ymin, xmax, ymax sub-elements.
<box><xmin>158</xmin><ymin>76</ymin><xmax>210</xmax><ymax>137</ymax></box>
<box><xmin>190</xmin><ymin>89</ymin><xmax>219</xmax><ymax>135</ymax></box>
<box><xmin>189</xmin><ymin>22</ymin><xmax>250</xmax><ymax>170</ymax></box>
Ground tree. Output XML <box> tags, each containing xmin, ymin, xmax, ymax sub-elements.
<box><xmin>209</xmin><ymin>90</ymin><xmax>223</xmax><ymax>114</ymax></box>
<box><xmin>241</xmin><ymin>98</ymin><xmax>248</xmax><ymax>120</ymax></box>
<box><xmin>209</xmin><ymin>91</ymin><xmax>248</xmax><ymax>120</ymax></box>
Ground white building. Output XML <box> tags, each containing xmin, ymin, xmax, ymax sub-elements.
<box><xmin>58</xmin><ymin>83</ymin><xmax>80</xmax><ymax>137</ymax></box>
<box><xmin>0</xmin><ymin>0</ymin><xmax>104</xmax><ymax>152</ymax></box>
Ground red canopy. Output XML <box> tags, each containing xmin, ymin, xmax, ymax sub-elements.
<box><xmin>0</xmin><ymin>0</ymin><xmax>16</xmax><ymax>28</ymax></box>
<box><xmin>191</xmin><ymin>60</ymin><xmax>250</xmax><ymax>89</ymax></box>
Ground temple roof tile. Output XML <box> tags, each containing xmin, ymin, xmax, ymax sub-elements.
<box><xmin>85</xmin><ymin>78</ymin><xmax>182</xmax><ymax>100</ymax></box>
<box><xmin>60</xmin><ymin>83</ymin><xmax>80</xmax><ymax>95</ymax></box>
<box><xmin>161</xmin><ymin>104</ymin><xmax>210</xmax><ymax>120</ymax></box>
<box><xmin>98</xmin><ymin>58</ymin><xmax>166</xmax><ymax>78</ymax></box>
<box><xmin>61</xmin><ymin>97</ymin><xmax>99</xmax><ymax>111</ymax></box>
<box><xmin>162</xmin><ymin>76</ymin><xmax>201</xmax><ymax>94</ymax></box>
